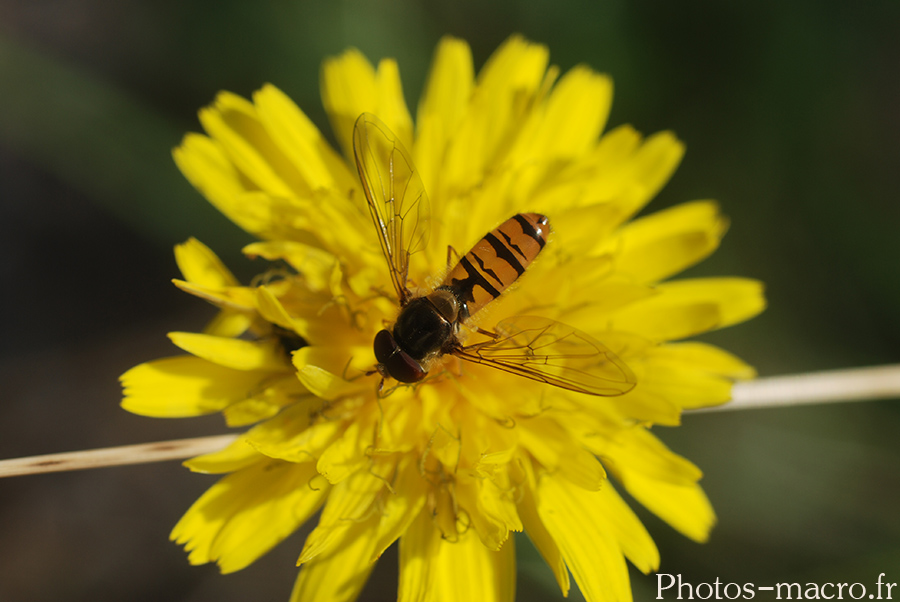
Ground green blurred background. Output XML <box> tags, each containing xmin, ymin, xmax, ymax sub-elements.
<box><xmin>1</xmin><ymin>1</ymin><xmax>898</xmax><ymax>600</ymax></box>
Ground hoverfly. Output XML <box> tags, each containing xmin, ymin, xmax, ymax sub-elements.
<box><xmin>353</xmin><ymin>112</ymin><xmax>636</xmax><ymax>396</ymax></box>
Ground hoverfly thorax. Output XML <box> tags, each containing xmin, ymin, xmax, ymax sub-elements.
<box><xmin>355</xmin><ymin>112</ymin><xmax>636</xmax><ymax>396</ymax></box>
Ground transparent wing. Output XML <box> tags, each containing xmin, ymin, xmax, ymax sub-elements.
<box><xmin>454</xmin><ymin>316</ymin><xmax>636</xmax><ymax>396</ymax></box>
<box><xmin>352</xmin><ymin>113</ymin><xmax>430</xmax><ymax>305</ymax></box>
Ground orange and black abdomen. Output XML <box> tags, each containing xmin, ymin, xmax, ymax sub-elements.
<box><xmin>442</xmin><ymin>213</ymin><xmax>549</xmax><ymax>320</ymax></box>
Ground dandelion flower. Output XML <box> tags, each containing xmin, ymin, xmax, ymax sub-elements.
<box><xmin>121</xmin><ymin>35</ymin><xmax>765</xmax><ymax>602</ymax></box>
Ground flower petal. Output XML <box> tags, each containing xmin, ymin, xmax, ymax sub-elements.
<box><xmin>252</xmin><ymin>83</ymin><xmax>356</xmax><ymax>192</ymax></box>
<box><xmin>292</xmin><ymin>346</ymin><xmax>371</xmax><ymax>400</ymax></box>
<box><xmin>399</xmin><ymin>508</ymin><xmax>515</xmax><ymax>602</ymax></box>
<box><xmin>183</xmin><ymin>435</ymin><xmax>263</xmax><ymax>474</ymax></box>
<box><xmin>375</xmin><ymin>58</ymin><xmax>414</xmax><ymax>151</ymax></box>
<box><xmin>120</xmin><ymin>356</ymin><xmax>265</xmax><ymax>417</ymax></box>
<box><xmin>534</xmin><ymin>65</ymin><xmax>613</xmax><ymax>160</ymax></box>
<box><xmin>171</xmin><ymin>278</ymin><xmax>258</xmax><ymax>312</ymax></box>
<box><xmin>456</xmin><ymin>475</ymin><xmax>522</xmax><ymax>551</ymax></box>
<box><xmin>321</xmin><ymin>50</ymin><xmax>412</xmax><ymax>160</ymax></box>
<box><xmin>298</xmin><ymin>463</ymin><xmax>387</xmax><ymax>563</ymax></box>
<box><xmin>254</xmin><ymin>286</ymin><xmax>310</xmax><ymax>339</ymax></box>
<box><xmin>167</xmin><ymin>331</ymin><xmax>288</xmax><ymax>371</ymax></box>
<box><xmin>371</xmin><ymin>455</ymin><xmax>429</xmax><ymax>560</ymax></box>
<box><xmin>600</xmin><ymin>427</ymin><xmax>703</xmax><ymax>485</ymax></box>
<box><xmin>415</xmin><ymin>36</ymin><xmax>474</xmax><ymax>194</ymax></box>
<box><xmin>611</xmin><ymin>201</ymin><xmax>729</xmax><ymax>283</ymax></box>
<box><xmin>243</xmin><ymin>240</ymin><xmax>338</xmax><ymax>293</ymax></box>
<box><xmin>517</xmin><ymin>480</ymin><xmax>570</xmax><ymax>596</ymax></box>
<box><xmin>536</xmin><ymin>476</ymin><xmax>632</xmax><ymax>602</ymax></box>
<box><xmin>199</xmin><ymin>91</ymin><xmax>304</xmax><ymax>197</ymax></box>
<box><xmin>316</xmin><ymin>417</ymin><xmax>372</xmax><ymax>484</ymax></box>
<box><xmin>518</xmin><ymin>416</ymin><xmax>607</xmax><ymax>491</ymax></box>
<box><xmin>170</xmin><ymin>460</ymin><xmax>328</xmax><ymax>573</ymax></box>
<box><xmin>222</xmin><ymin>374</ymin><xmax>307</xmax><ymax>427</ymax></box>
<box><xmin>290</xmin><ymin>515</ymin><xmax>380</xmax><ymax>602</ymax></box>
<box><xmin>609</xmin><ymin>278</ymin><xmax>766</xmax><ymax>341</ymax></box>
<box><xmin>616</xmin><ymin>468</ymin><xmax>716</xmax><ymax>543</ymax></box>
<box><xmin>634</xmin><ymin>361</ymin><xmax>736</xmax><ymax>410</ymax></box>
<box><xmin>593</xmin><ymin>481</ymin><xmax>660</xmax><ymax>574</ymax></box>
<box><xmin>646</xmin><ymin>341</ymin><xmax>757</xmax><ymax>380</ymax></box>
<box><xmin>441</xmin><ymin>35</ymin><xmax>548</xmax><ymax>201</ymax></box>
<box><xmin>245</xmin><ymin>404</ymin><xmax>342</xmax><ymax>464</ymax></box>
<box><xmin>173</xmin><ymin>134</ymin><xmax>272</xmax><ymax>236</ymax></box>
<box><xmin>175</xmin><ymin>237</ymin><xmax>239</xmax><ymax>288</ymax></box>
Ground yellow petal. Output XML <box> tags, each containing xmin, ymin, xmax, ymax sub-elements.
<box><xmin>321</xmin><ymin>50</ymin><xmax>412</xmax><ymax>160</ymax></box>
<box><xmin>292</xmin><ymin>346</ymin><xmax>371</xmax><ymax>400</ymax></box>
<box><xmin>611</xmin><ymin>200</ymin><xmax>729</xmax><ymax>283</ymax></box>
<box><xmin>172</xmin><ymin>278</ymin><xmax>258</xmax><ymax>312</ymax></box>
<box><xmin>455</xmin><ymin>476</ymin><xmax>520</xmax><ymax>551</ymax></box>
<box><xmin>623</xmin><ymin>129</ymin><xmax>686</xmax><ymax>216</ymax></box>
<box><xmin>516</xmin><ymin>467</ymin><xmax>570</xmax><ymax>596</ymax></box>
<box><xmin>507</xmin><ymin>65</ymin><xmax>612</xmax><ymax>177</ymax></box>
<box><xmin>175</xmin><ymin>237</ymin><xmax>239</xmax><ymax>288</ymax></box>
<box><xmin>646</xmin><ymin>341</ymin><xmax>757</xmax><ymax>380</ymax></box>
<box><xmin>530</xmin><ymin>125</ymin><xmax>640</xmax><ymax>216</ymax></box>
<box><xmin>321</xmin><ymin>48</ymin><xmax>377</xmax><ymax>158</ymax></box>
<box><xmin>170</xmin><ymin>460</ymin><xmax>328</xmax><ymax>573</ymax></box>
<box><xmin>243</xmin><ymin>240</ymin><xmax>337</xmax><ymax>293</ymax></box>
<box><xmin>537</xmin><ymin>476</ymin><xmax>632</xmax><ymax>602</ymax></box>
<box><xmin>593</xmin><ymin>481</ymin><xmax>660</xmax><ymax>574</ymax></box>
<box><xmin>375</xmin><ymin>58</ymin><xmax>414</xmax><ymax>151</ymax></box>
<box><xmin>397</xmin><ymin>508</ymin><xmax>433</xmax><ymax>602</ymax></box>
<box><xmin>635</xmin><ymin>361</ymin><xmax>736</xmax><ymax>410</ymax></box>
<box><xmin>202</xmin><ymin>310</ymin><xmax>254</xmax><ymax>339</ymax></box>
<box><xmin>399</xmin><ymin>508</ymin><xmax>515</xmax><ymax>602</ymax></box>
<box><xmin>297</xmin><ymin>464</ymin><xmax>388</xmax><ymax>564</ymax></box>
<box><xmin>371</xmin><ymin>455</ymin><xmax>429</xmax><ymax>560</ymax></box>
<box><xmin>616</xmin><ymin>468</ymin><xmax>716</xmax><ymax>543</ymax></box>
<box><xmin>222</xmin><ymin>374</ymin><xmax>307</xmax><ymax>427</ymax></box>
<box><xmin>245</xmin><ymin>404</ymin><xmax>342</xmax><ymax>464</ymax></box>
<box><xmin>183</xmin><ymin>435</ymin><xmax>263</xmax><ymax>474</ymax></box>
<box><xmin>167</xmin><ymin>331</ymin><xmax>288</xmax><ymax>371</ymax></box>
<box><xmin>199</xmin><ymin>91</ymin><xmax>304</xmax><ymax>197</ymax></box>
<box><xmin>254</xmin><ymin>286</ymin><xmax>310</xmax><ymax>339</ymax></box>
<box><xmin>609</xmin><ymin>278</ymin><xmax>766</xmax><ymax>341</ymax></box>
<box><xmin>602</xmin><ymin>386</ymin><xmax>683</xmax><ymax>426</ymax></box>
<box><xmin>601</xmin><ymin>426</ymin><xmax>702</xmax><ymax>485</ymax></box>
<box><xmin>415</xmin><ymin>35</ymin><xmax>474</xmax><ymax>193</ymax></box>
<box><xmin>120</xmin><ymin>356</ymin><xmax>263</xmax><ymax>417</ymax></box>
<box><xmin>316</xmin><ymin>418</ymin><xmax>372</xmax><ymax>484</ymax></box>
<box><xmin>173</xmin><ymin>134</ymin><xmax>270</xmax><ymax>236</ymax></box>
<box><xmin>290</xmin><ymin>516</ymin><xmax>379</xmax><ymax>602</ymax></box>
<box><xmin>518</xmin><ymin>416</ymin><xmax>607</xmax><ymax>490</ymax></box>
<box><xmin>320</xmin><ymin>461</ymin><xmax>390</xmax><ymax>527</ymax></box>
<box><xmin>252</xmin><ymin>83</ymin><xmax>356</xmax><ymax>192</ymax></box>
<box><xmin>441</xmin><ymin>35</ymin><xmax>548</xmax><ymax>200</ymax></box>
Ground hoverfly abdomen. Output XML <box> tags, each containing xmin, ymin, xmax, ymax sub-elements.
<box><xmin>443</xmin><ymin>213</ymin><xmax>549</xmax><ymax>320</ymax></box>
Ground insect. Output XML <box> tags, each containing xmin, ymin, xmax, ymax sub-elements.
<box><xmin>353</xmin><ymin>112</ymin><xmax>636</xmax><ymax>396</ymax></box>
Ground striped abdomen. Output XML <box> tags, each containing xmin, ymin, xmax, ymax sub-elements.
<box><xmin>442</xmin><ymin>213</ymin><xmax>549</xmax><ymax>320</ymax></box>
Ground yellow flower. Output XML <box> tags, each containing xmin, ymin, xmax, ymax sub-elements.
<box><xmin>121</xmin><ymin>35</ymin><xmax>764</xmax><ymax>602</ymax></box>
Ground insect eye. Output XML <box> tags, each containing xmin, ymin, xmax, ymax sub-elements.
<box><xmin>373</xmin><ymin>329</ymin><xmax>398</xmax><ymax>363</ymax></box>
<box><xmin>373</xmin><ymin>329</ymin><xmax>426</xmax><ymax>383</ymax></box>
<box><xmin>385</xmin><ymin>351</ymin><xmax>427</xmax><ymax>383</ymax></box>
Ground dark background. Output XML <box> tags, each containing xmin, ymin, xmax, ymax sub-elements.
<box><xmin>1</xmin><ymin>1</ymin><xmax>898</xmax><ymax>600</ymax></box>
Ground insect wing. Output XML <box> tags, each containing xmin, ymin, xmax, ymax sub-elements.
<box><xmin>455</xmin><ymin>316</ymin><xmax>636</xmax><ymax>396</ymax></box>
<box><xmin>352</xmin><ymin>113</ymin><xmax>431</xmax><ymax>305</ymax></box>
